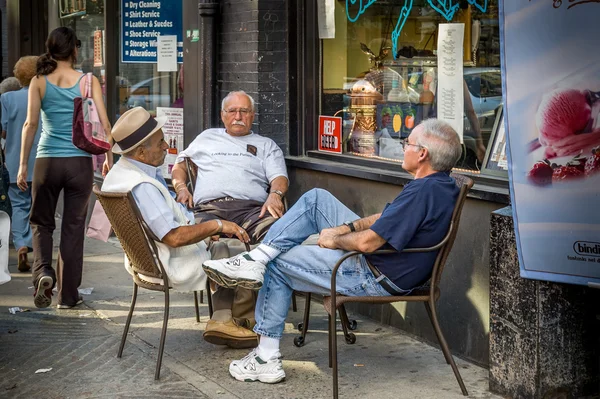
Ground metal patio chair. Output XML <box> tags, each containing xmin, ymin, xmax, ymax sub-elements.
<box><xmin>294</xmin><ymin>173</ymin><xmax>473</xmax><ymax>398</ymax></box>
<box><xmin>93</xmin><ymin>186</ymin><xmax>212</xmax><ymax>380</ymax></box>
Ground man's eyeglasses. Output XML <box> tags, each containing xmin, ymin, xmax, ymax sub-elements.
<box><xmin>223</xmin><ymin>108</ymin><xmax>252</xmax><ymax>115</ymax></box>
<box><xmin>400</xmin><ymin>139</ymin><xmax>427</xmax><ymax>151</ymax></box>
<box><xmin>76</xmin><ymin>40</ymin><xmax>82</xmax><ymax>49</ymax></box>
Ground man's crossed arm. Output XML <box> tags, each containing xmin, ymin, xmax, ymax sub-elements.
<box><xmin>317</xmin><ymin>213</ymin><xmax>386</xmax><ymax>253</ymax></box>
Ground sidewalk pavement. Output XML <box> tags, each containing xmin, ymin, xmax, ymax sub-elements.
<box><xmin>0</xmin><ymin>232</ymin><xmax>500</xmax><ymax>399</ymax></box>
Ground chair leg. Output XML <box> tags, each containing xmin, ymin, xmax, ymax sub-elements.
<box><xmin>200</xmin><ymin>290</ymin><xmax>204</xmax><ymax>304</ymax></box>
<box><xmin>194</xmin><ymin>291</ymin><xmax>200</xmax><ymax>323</ymax></box>
<box><xmin>155</xmin><ymin>289</ymin><xmax>170</xmax><ymax>380</ymax></box>
<box><xmin>328</xmin><ymin>313</ymin><xmax>333</xmax><ymax>369</ymax></box>
<box><xmin>118</xmin><ymin>283</ymin><xmax>138</xmax><ymax>358</ymax></box>
<box><xmin>424</xmin><ymin>302</ymin><xmax>450</xmax><ymax>365</ymax></box>
<box><xmin>338</xmin><ymin>305</ymin><xmax>356</xmax><ymax>345</ymax></box>
<box><xmin>294</xmin><ymin>292</ymin><xmax>311</xmax><ymax>347</ymax></box>
<box><xmin>206</xmin><ymin>280</ymin><xmax>213</xmax><ymax>318</ymax></box>
<box><xmin>426</xmin><ymin>300</ymin><xmax>468</xmax><ymax>396</ymax></box>
<box><xmin>292</xmin><ymin>291</ymin><xmax>298</xmax><ymax>312</ymax></box>
<box><xmin>331</xmin><ymin>304</ymin><xmax>340</xmax><ymax>399</ymax></box>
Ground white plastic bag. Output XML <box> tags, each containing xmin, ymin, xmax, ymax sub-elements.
<box><xmin>0</xmin><ymin>211</ymin><xmax>11</xmax><ymax>285</ymax></box>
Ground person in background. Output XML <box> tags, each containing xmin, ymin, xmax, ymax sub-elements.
<box><xmin>1</xmin><ymin>57</ymin><xmax>42</xmax><ymax>272</ymax></box>
<box><xmin>0</xmin><ymin>77</ymin><xmax>21</xmax><ymax>96</ymax></box>
<box><xmin>0</xmin><ymin>77</ymin><xmax>22</xmax><ymax>148</ymax></box>
<box><xmin>17</xmin><ymin>27</ymin><xmax>113</xmax><ymax>309</ymax></box>
<box><xmin>0</xmin><ymin>77</ymin><xmax>22</xmax><ymax>222</ymax></box>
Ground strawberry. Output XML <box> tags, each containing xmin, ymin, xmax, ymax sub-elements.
<box><xmin>566</xmin><ymin>153</ymin><xmax>587</xmax><ymax>173</ymax></box>
<box><xmin>584</xmin><ymin>147</ymin><xmax>600</xmax><ymax>176</ymax></box>
<box><xmin>552</xmin><ymin>165</ymin><xmax>583</xmax><ymax>182</ymax></box>
<box><xmin>527</xmin><ymin>159</ymin><xmax>553</xmax><ymax>186</ymax></box>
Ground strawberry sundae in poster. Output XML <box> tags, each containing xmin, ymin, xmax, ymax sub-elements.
<box><xmin>501</xmin><ymin>1</ymin><xmax>600</xmax><ymax>285</ymax></box>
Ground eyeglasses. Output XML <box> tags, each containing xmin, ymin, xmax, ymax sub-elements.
<box><xmin>400</xmin><ymin>139</ymin><xmax>427</xmax><ymax>151</ymax></box>
<box><xmin>76</xmin><ymin>40</ymin><xmax>82</xmax><ymax>48</ymax></box>
<box><xmin>223</xmin><ymin>108</ymin><xmax>252</xmax><ymax>115</ymax></box>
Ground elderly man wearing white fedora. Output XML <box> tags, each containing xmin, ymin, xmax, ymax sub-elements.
<box><xmin>102</xmin><ymin>107</ymin><xmax>258</xmax><ymax>348</ymax></box>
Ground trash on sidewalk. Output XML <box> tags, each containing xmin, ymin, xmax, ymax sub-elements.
<box><xmin>35</xmin><ymin>368</ymin><xmax>52</xmax><ymax>374</ymax></box>
<box><xmin>354</xmin><ymin>364</ymin><xmax>364</xmax><ymax>367</ymax></box>
<box><xmin>8</xmin><ymin>307</ymin><xmax>29</xmax><ymax>314</ymax></box>
<box><xmin>79</xmin><ymin>313</ymin><xmax>92</xmax><ymax>317</ymax></box>
<box><xmin>52</xmin><ymin>287</ymin><xmax>94</xmax><ymax>295</ymax></box>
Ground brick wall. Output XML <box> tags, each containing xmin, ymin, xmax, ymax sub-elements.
<box><xmin>218</xmin><ymin>0</ymin><xmax>288</xmax><ymax>154</ymax></box>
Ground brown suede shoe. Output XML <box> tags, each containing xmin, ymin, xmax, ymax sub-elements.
<box><xmin>17</xmin><ymin>247</ymin><xmax>30</xmax><ymax>273</ymax></box>
<box><xmin>203</xmin><ymin>319</ymin><xmax>258</xmax><ymax>349</ymax></box>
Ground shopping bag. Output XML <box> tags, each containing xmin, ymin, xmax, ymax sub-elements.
<box><xmin>0</xmin><ymin>152</ymin><xmax>12</xmax><ymax>218</ymax></box>
<box><xmin>86</xmin><ymin>201</ymin><xmax>112</xmax><ymax>242</ymax></box>
<box><xmin>72</xmin><ymin>73</ymin><xmax>110</xmax><ymax>155</ymax></box>
<box><xmin>0</xmin><ymin>211</ymin><xmax>11</xmax><ymax>285</ymax></box>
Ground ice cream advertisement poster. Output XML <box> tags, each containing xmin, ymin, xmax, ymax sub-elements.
<box><xmin>501</xmin><ymin>1</ymin><xmax>600</xmax><ymax>286</ymax></box>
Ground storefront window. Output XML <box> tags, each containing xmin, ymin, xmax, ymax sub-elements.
<box><xmin>116</xmin><ymin>0</ymin><xmax>183</xmax><ymax>177</ymax></box>
<box><xmin>319</xmin><ymin>1</ymin><xmax>502</xmax><ymax>174</ymax></box>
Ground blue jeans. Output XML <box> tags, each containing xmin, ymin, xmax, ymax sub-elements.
<box><xmin>8</xmin><ymin>183</ymin><xmax>33</xmax><ymax>250</ymax></box>
<box><xmin>254</xmin><ymin>188</ymin><xmax>395</xmax><ymax>339</ymax></box>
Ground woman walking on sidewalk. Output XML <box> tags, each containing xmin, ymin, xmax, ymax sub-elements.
<box><xmin>1</xmin><ymin>56</ymin><xmax>42</xmax><ymax>272</ymax></box>
<box><xmin>17</xmin><ymin>27</ymin><xmax>113</xmax><ymax>309</ymax></box>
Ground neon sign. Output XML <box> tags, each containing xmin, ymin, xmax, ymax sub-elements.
<box><xmin>346</xmin><ymin>0</ymin><xmax>489</xmax><ymax>59</ymax></box>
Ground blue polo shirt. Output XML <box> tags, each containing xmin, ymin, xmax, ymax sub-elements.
<box><xmin>366</xmin><ymin>172</ymin><xmax>459</xmax><ymax>290</ymax></box>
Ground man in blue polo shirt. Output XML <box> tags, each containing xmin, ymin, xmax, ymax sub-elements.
<box><xmin>202</xmin><ymin>118</ymin><xmax>463</xmax><ymax>384</ymax></box>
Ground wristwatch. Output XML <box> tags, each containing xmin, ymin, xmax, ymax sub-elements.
<box><xmin>270</xmin><ymin>189</ymin><xmax>284</xmax><ymax>199</ymax></box>
<box><xmin>343</xmin><ymin>220</ymin><xmax>356</xmax><ymax>232</ymax></box>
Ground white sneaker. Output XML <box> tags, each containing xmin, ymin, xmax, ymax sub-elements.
<box><xmin>229</xmin><ymin>348</ymin><xmax>285</xmax><ymax>384</ymax></box>
<box><xmin>202</xmin><ymin>252</ymin><xmax>266</xmax><ymax>290</ymax></box>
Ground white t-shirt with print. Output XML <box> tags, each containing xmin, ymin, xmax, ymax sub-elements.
<box><xmin>176</xmin><ymin>128</ymin><xmax>288</xmax><ymax>205</ymax></box>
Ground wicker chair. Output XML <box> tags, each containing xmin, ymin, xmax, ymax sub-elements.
<box><xmin>93</xmin><ymin>185</ymin><xmax>212</xmax><ymax>380</ymax></box>
<box><xmin>294</xmin><ymin>173</ymin><xmax>473</xmax><ymax>398</ymax></box>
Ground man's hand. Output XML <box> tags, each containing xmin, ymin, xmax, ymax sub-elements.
<box><xmin>221</xmin><ymin>220</ymin><xmax>250</xmax><ymax>243</ymax></box>
<box><xmin>259</xmin><ymin>193</ymin><xmax>284</xmax><ymax>219</ymax></box>
<box><xmin>317</xmin><ymin>227</ymin><xmax>339</xmax><ymax>249</ymax></box>
<box><xmin>176</xmin><ymin>186</ymin><xmax>194</xmax><ymax>209</ymax></box>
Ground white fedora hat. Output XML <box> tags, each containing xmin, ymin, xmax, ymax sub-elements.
<box><xmin>111</xmin><ymin>107</ymin><xmax>167</xmax><ymax>154</ymax></box>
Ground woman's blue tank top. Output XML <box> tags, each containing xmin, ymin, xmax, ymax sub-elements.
<box><xmin>36</xmin><ymin>74</ymin><xmax>91</xmax><ymax>158</ymax></box>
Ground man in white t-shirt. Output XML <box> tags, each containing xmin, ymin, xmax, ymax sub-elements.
<box><xmin>170</xmin><ymin>90</ymin><xmax>288</xmax><ymax>349</ymax></box>
<box><xmin>172</xmin><ymin>91</ymin><xmax>288</xmax><ymax>243</ymax></box>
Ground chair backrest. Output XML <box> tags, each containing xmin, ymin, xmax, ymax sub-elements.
<box><xmin>184</xmin><ymin>157</ymin><xmax>197</xmax><ymax>194</ymax></box>
<box><xmin>93</xmin><ymin>185</ymin><xmax>167</xmax><ymax>284</ymax></box>
<box><xmin>429</xmin><ymin>172</ymin><xmax>474</xmax><ymax>289</ymax></box>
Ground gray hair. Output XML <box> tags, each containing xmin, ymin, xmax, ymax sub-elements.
<box><xmin>0</xmin><ymin>77</ymin><xmax>21</xmax><ymax>95</ymax></box>
<box><xmin>221</xmin><ymin>90</ymin><xmax>255</xmax><ymax>112</ymax></box>
<box><xmin>414</xmin><ymin>119</ymin><xmax>462</xmax><ymax>172</ymax></box>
